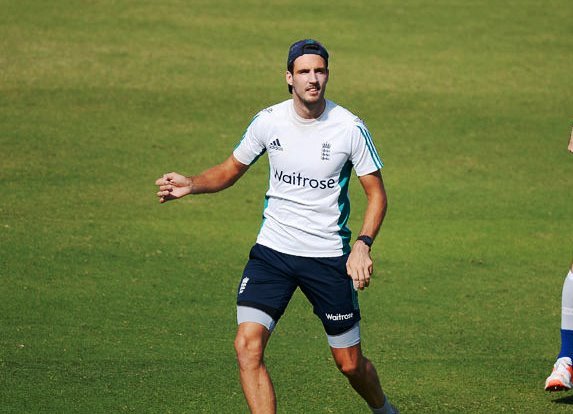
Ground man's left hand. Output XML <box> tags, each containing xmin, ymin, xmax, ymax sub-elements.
<box><xmin>346</xmin><ymin>241</ymin><xmax>373</xmax><ymax>290</ymax></box>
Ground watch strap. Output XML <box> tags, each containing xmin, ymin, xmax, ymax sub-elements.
<box><xmin>356</xmin><ymin>235</ymin><xmax>373</xmax><ymax>248</ymax></box>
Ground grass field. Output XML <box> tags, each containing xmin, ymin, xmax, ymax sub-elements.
<box><xmin>1</xmin><ymin>0</ymin><xmax>572</xmax><ymax>412</ymax></box>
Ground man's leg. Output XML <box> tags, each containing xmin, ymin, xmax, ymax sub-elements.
<box><xmin>331</xmin><ymin>343</ymin><xmax>384</xmax><ymax>407</ymax></box>
<box><xmin>235</xmin><ymin>245</ymin><xmax>299</xmax><ymax>412</ymax></box>
<box><xmin>234</xmin><ymin>322</ymin><xmax>276</xmax><ymax>414</ymax></box>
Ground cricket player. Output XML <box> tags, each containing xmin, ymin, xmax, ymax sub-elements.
<box><xmin>155</xmin><ymin>39</ymin><xmax>398</xmax><ymax>414</ymax></box>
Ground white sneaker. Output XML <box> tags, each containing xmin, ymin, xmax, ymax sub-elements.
<box><xmin>545</xmin><ymin>357</ymin><xmax>573</xmax><ymax>391</ymax></box>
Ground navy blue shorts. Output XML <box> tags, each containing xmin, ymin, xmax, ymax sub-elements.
<box><xmin>236</xmin><ymin>244</ymin><xmax>361</xmax><ymax>336</ymax></box>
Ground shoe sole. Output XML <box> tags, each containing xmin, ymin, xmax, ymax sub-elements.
<box><xmin>545</xmin><ymin>382</ymin><xmax>572</xmax><ymax>392</ymax></box>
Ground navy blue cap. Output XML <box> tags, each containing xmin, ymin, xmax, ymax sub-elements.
<box><xmin>287</xmin><ymin>39</ymin><xmax>329</xmax><ymax>72</ymax></box>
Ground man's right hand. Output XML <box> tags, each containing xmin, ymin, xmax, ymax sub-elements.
<box><xmin>155</xmin><ymin>172</ymin><xmax>193</xmax><ymax>203</ymax></box>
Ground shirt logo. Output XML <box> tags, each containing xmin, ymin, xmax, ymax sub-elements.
<box><xmin>269</xmin><ymin>139</ymin><xmax>284</xmax><ymax>152</ymax></box>
<box><xmin>321</xmin><ymin>142</ymin><xmax>331</xmax><ymax>161</ymax></box>
<box><xmin>273</xmin><ymin>169</ymin><xmax>336</xmax><ymax>189</ymax></box>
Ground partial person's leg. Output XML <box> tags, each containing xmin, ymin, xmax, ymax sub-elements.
<box><xmin>234</xmin><ymin>322</ymin><xmax>276</xmax><ymax>414</ymax></box>
<box><xmin>331</xmin><ymin>342</ymin><xmax>397</xmax><ymax>413</ymax></box>
<box><xmin>558</xmin><ymin>266</ymin><xmax>573</xmax><ymax>359</ymax></box>
<box><xmin>545</xmin><ymin>265</ymin><xmax>573</xmax><ymax>392</ymax></box>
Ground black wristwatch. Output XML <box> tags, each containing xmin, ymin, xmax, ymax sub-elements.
<box><xmin>356</xmin><ymin>235</ymin><xmax>373</xmax><ymax>249</ymax></box>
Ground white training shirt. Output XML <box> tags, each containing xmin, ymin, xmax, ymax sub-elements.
<box><xmin>233</xmin><ymin>99</ymin><xmax>383</xmax><ymax>258</ymax></box>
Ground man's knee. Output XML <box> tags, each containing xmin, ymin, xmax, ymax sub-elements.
<box><xmin>336</xmin><ymin>357</ymin><xmax>365</xmax><ymax>378</ymax></box>
<box><xmin>332</xmin><ymin>346</ymin><xmax>369</xmax><ymax>378</ymax></box>
<box><xmin>234</xmin><ymin>322</ymin><xmax>269</xmax><ymax>368</ymax></box>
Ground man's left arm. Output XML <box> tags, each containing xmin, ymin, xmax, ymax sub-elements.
<box><xmin>346</xmin><ymin>170</ymin><xmax>388</xmax><ymax>290</ymax></box>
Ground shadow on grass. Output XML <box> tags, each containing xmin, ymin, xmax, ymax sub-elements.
<box><xmin>553</xmin><ymin>395</ymin><xmax>573</xmax><ymax>405</ymax></box>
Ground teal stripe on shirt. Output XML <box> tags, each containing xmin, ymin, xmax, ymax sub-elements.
<box><xmin>234</xmin><ymin>114</ymin><xmax>260</xmax><ymax>150</ymax></box>
<box><xmin>337</xmin><ymin>160</ymin><xmax>353</xmax><ymax>254</ymax></box>
<box><xmin>234</xmin><ymin>113</ymin><xmax>266</xmax><ymax>165</ymax></box>
<box><xmin>356</xmin><ymin>125</ymin><xmax>383</xmax><ymax>169</ymax></box>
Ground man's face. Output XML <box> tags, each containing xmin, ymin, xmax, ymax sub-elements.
<box><xmin>286</xmin><ymin>54</ymin><xmax>329</xmax><ymax>105</ymax></box>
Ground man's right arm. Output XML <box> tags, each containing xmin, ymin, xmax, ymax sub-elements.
<box><xmin>568</xmin><ymin>126</ymin><xmax>573</xmax><ymax>154</ymax></box>
<box><xmin>155</xmin><ymin>155</ymin><xmax>249</xmax><ymax>203</ymax></box>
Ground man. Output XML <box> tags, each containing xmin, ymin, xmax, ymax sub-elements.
<box><xmin>155</xmin><ymin>39</ymin><xmax>398</xmax><ymax>414</ymax></box>
<box><xmin>545</xmin><ymin>127</ymin><xmax>573</xmax><ymax>392</ymax></box>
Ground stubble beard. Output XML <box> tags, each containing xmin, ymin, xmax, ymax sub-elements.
<box><xmin>293</xmin><ymin>86</ymin><xmax>326</xmax><ymax>116</ymax></box>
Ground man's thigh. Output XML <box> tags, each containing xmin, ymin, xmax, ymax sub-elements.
<box><xmin>296</xmin><ymin>254</ymin><xmax>361</xmax><ymax>337</ymax></box>
<box><xmin>236</xmin><ymin>244</ymin><xmax>298</xmax><ymax>327</ymax></box>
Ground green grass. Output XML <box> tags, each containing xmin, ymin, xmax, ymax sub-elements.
<box><xmin>1</xmin><ymin>0</ymin><xmax>573</xmax><ymax>412</ymax></box>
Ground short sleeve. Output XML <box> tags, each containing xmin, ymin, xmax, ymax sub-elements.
<box><xmin>350</xmin><ymin>121</ymin><xmax>384</xmax><ymax>176</ymax></box>
<box><xmin>233</xmin><ymin>113</ymin><xmax>267</xmax><ymax>166</ymax></box>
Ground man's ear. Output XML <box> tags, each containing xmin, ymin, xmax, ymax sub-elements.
<box><xmin>285</xmin><ymin>70</ymin><xmax>293</xmax><ymax>88</ymax></box>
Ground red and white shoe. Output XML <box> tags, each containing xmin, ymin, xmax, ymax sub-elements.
<box><xmin>545</xmin><ymin>357</ymin><xmax>573</xmax><ymax>391</ymax></box>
